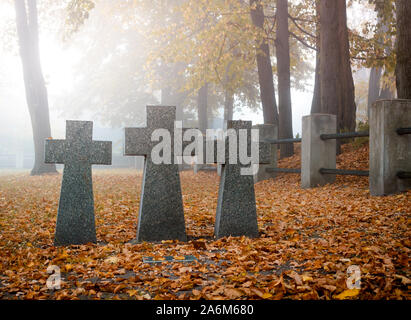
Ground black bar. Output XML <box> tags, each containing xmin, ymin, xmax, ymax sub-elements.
<box><xmin>319</xmin><ymin>168</ymin><xmax>369</xmax><ymax>176</ymax></box>
<box><xmin>262</xmin><ymin>138</ymin><xmax>301</xmax><ymax>144</ymax></box>
<box><xmin>397</xmin><ymin>171</ymin><xmax>411</xmax><ymax>179</ymax></box>
<box><xmin>320</xmin><ymin>131</ymin><xmax>369</xmax><ymax>140</ymax></box>
<box><xmin>396</xmin><ymin>127</ymin><xmax>411</xmax><ymax>135</ymax></box>
<box><xmin>266</xmin><ymin>167</ymin><xmax>301</xmax><ymax>173</ymax></box>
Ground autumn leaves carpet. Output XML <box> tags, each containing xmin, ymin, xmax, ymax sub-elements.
<box><xmin>0</xmin><ymin>144</ymin><xmax>409</xmax><ymax>299</ymax></box>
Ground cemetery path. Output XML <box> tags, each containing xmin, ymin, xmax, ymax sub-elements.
<box><xmin>0</xmin><ymin>144</ymin><xmax>410</xmax><ymax>300</ymax></box>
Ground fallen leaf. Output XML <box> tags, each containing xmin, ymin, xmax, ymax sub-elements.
<box><xmin>224</xmin><ymin>288</ymin><xmax>243</xmax><ymax>299</ymax></box>
<box><xmin>335</xmin><ymin>289</ymin><xmax>360</xmax><ymax>300</ymax></box>
<box><xmin>287</xmin><ymin>271</ymin><xmax>303</xmax><ymax>286</ymax></box>
<box><xmin>104</xmin><ymin>256</ymin><xmax>119</xmax><ymax>264</ymax></box>
<box><xmin>395</xmin><ymin>275</ymin><xmax>411</xmax><ymax>285</ymax></box>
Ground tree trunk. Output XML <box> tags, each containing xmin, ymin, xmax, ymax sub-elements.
<box><xmin>395</xmin><ymin>0</ymin><xmax>411</xmax><ymax>99</ymax></box>
<box><xmin>319</xmin><ymin>0</ymin><xmax>356</xmax><ymax>153</ymax></box>
<box><xmin>311</xmin><ymin>0</ymin><xmax>321</xmax><ymax>114</ymax></box>
<box><xmin>276</xmin><ymin>0</ymin><xmax>293</xmax><ymax>158</ymax></box>
<box><xmin>319</xmin><ymin>0</ymin><xmax>339</xmax><ymax>117</ymax></box>
<box><xmin>379</xmin><ymin>82</ymin><xmax>393</xmax><ymax>100</ymax></box>
<box><xmin>250</xmin><ymin>0</ymin><xmax>279</xmax><ymax>126</ymax></box>
<box><xmin>367</xmin><ymin>67</ymin><xmax>382</xmax><ymax>118</ymax></box>
<box><xmin>336</xmin><ymin>0</ymin><xmax>356</xmax><ymax>133</ymax></box>
<box><xmin>15</xmin><ymin>0</ymin><xmax>57</xmax><ymax>175</ymax></box>
<box><xmin>374</xmin><ymin>16</ymin><xmax>394</xmax><ymax>101</ymax></box>
<box><xmin>311</xmin><ymin>50</ymin><xmax>321</xmax><ymax>114</ymax></box>
<box><xmin>197</xmin><ymin>83</ymin><xmax>208</xmax><ymax>133</ymax></box>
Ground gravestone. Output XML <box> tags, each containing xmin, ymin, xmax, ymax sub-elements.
<box><xmin>45</xmin><ymin>120</ymin><xmax>112</xmax><ymax>246</ymax></box>
<box><xmin>124</xmin><ymin>106</ymin><xmax>187</xmax><ymax>242</ymax></box>
<box><xmin>208</xmin><ymin>120</ymin><xmax>270</xmax><ymax>238</ymax></box>
<box><xmin>252</xmin><ymin>124</ymin><xmax>277</xmax><ymax>183</ymax></box>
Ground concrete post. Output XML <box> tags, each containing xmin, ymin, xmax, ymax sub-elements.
<box><xmin>301</xmin><ymin>114</ymin><xmax>336</xmax><ymax>188</ymax></box>
<box><xmin>217</xmin><ymin>164</ymin><xmax>222</xmax><ymax>176</ymax></box>
<box><xmin>370</xmin><ymin>99</ymin><xmax>411</xmax><ymax>196</ymax></box>
<box><xmin>252</xmin><ymin>124</ymin><xmax>277</xmax><ymax>183</ymax></box>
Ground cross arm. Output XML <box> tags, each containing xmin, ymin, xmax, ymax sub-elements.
<box><xmin>124</xmin><ymin>127</ymin><xmax>151</xmax><ymax>156</ymax></box>
<box><xmin>91</xmin><ymin>141</ymin><xmax>112</xmax><ymax>165</ymax></box>
<box><xmin>44</xmin><ymin>139</ymin><xmax>66</xmax><ymax>164</ymax></box>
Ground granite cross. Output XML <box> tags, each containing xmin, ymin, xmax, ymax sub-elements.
<box><xmin>207</xmin><ymin>120</ymin><xmax>270</xmax><ymax>238</ymax></box>
<box><xmin>124</xmin><ymin>106</ymin><xmax>187</xmax><ymax>242</ymax></box>
<box><xmin>45</xmin><ymin>120</ymin><xmax>112</xmax><ymax>246</ymax></box>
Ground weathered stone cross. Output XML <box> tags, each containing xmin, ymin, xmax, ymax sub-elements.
<box><xmin>124</xmin><ymin>106</ymin><xmax>187</xmax><ymax>242</ymax></box>
<box><xmin>45</xmin><ymin>120</ymin><xmax>112</xmax><ymax>246</ymax></box>
<box><xmin>207</xmin><ymin>120</ymin><xmax>271</xmax><ymax>238</ymax></box>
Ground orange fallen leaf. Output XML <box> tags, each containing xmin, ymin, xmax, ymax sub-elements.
<box><xmin>287</xmin><ymin>271</ymin><xmax>303</xmax><ymax>286</ymax></box>
<box><xmin>65</xmin><ymin>264</ymin><xmax>73</xmax><ymax>272</ymax></box>
<box><xmin>224</xmin><ymin>288</ymin><xmax>243</xmax><ymax>299</ymax></box>
<box><xmin>334</xmin><ymin>289</ymin><xmax>360</xmax><ymax>300</ymax></box>
<box><xmin>126</xmin><ymin>289</ymin><xmax>138</xmax><ymax>297</ymax></box>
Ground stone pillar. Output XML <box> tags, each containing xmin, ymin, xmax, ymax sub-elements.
<box><xmin>252</xmin><ymin>124</ymin><xmax>277</xmax><ymax>183</ymax></box>
<box><xmin>217</xmin><ymin>164</ymin><xmax>222</xmax><ymax>176</ymax></box>
<box><xmin>370</xmin><ymin>100</ymin><xmax>411</xmax><ymax>196</ymax></box>
<box><xmin>301</xmin><ymin>114</ymin><xmax>336</xmax><ymax>188</ymax></box>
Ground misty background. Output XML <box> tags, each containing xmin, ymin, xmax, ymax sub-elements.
<box><xmin>0</xmin><ymin>1</ymin><xmax>370</xmax><ymax>169</ymax></box>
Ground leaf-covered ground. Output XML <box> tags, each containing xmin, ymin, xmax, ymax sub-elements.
<box><xmin>0</xmin><ymin>144</ymin><xmax>409</xmax><ymax>300</ymax></box>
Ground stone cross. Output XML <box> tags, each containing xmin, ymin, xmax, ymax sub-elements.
<box><xmin>45</xmin><ymin>120</ymin><xmax>112</xmax><ymax>246</ymax></box>
<box><xmin>124</xmin><ymin>106</ymin><xmax>187</xmax><ymax>242</ymax></box>
<box><xmin>207</xmin><ymin>120</ymin><xmax>270</xmax><ymax>238</ymax></box>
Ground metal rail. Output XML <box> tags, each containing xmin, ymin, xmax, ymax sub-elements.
<box><xmin>320</xmin><ymin>131</ymin><xmax>369</xmax><ymax>140</ymax></box>
<box><xmin>266</xmin><ymin>168</ymin><xmax>301</xmax><ymax>174</ymax></box>
<box><xmin>396</xmin><ymin>127</ymin><xmax>411</xmax><ymax>135</ymax></box>
<box><xmin>397</xmin><ymin>171</ymin><xmax>411</xmax><ymax>179</ymax></box>
<box><xmin>262</xmin><ymin>138</ymin><xmax>302</xmax><ymax>144</ymax></box>
<box><xmin>319</xmin><ymin>168</ymin><xmax>369</xmax><ymax>176</ymax></box>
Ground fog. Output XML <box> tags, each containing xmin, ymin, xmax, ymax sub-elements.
<box><xmin>0</xmin><ymin>0</ymin><xmax>369</xmax><ymax>170</ymax></box>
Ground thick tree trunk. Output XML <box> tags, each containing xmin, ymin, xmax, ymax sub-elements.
<box><xmin>319</xmin><ymin>1</ymin><xmax>339</xmax><ymax>116</ymax></box>
<box><xmin>311</xmin><ymin>50</ymin><xmax>321</xmax><ymax>114</ymax></box>
<box><xmin>311</xmin><ymin>0</ymin><xmax>321</xmax><ymax>114</ymax></box>
<box><xmin>367</xmin><ymin>67</ymin><xmax>382</xmax><ymax>118</ymax></box>
<box><xmin>276</xmin><ymin>0</ymin><xmax>293</xmax><ymax>158</ymax></box>
<box><xmin>15</xmin><ymin>0</ymin><xmax>56</xmax><ymax>175</ymax></box>
<box><xmin>197</xmin><ymin>83</ymin><xmax>208</xmax><ymax>133</ymax></box>
<box><xmin>320</xmin><ymin>0</ymin><xmax>356</xmax><ymax>153</ymax></box>
<box><xmin>395</xmin><ymin>0</ymin><xmax>411</xmax><ymax>99</ymax></box>
<box><xmin>336</xmin><ymin>0</ymin><xmax>356</xmax><ymax>133</ymax></box>
<box><xmin>250</xmin><ymin>0</ymin><xmax>279</xmax><ymax>126</ymax></box>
